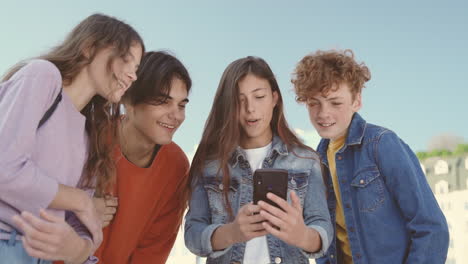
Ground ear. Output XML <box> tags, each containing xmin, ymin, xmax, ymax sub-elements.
<box><xmin>352</xmin><ymin>93</ymin><xmax>362</xmax><ymax>112</ymax></box>
<box><xmin>272</xmin><ymin>90</ymin><xmax>279</xmax><ymax>107</ymax></box>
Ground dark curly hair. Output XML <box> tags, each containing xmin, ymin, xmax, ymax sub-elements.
<box><xmin>291</xmin><ymin>49</ymin><xmax>371</xmax><ymax>102</ymax></box>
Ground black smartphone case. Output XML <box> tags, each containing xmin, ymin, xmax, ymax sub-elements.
<box><xmin>253</xmin><ymin>168</ymin><xmax>288</xmax><ymax>209</ymax></box>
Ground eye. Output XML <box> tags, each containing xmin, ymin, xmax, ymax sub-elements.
<box><xmin>179</xmin><ymin>104</ymin><xmax>187</xmax><ymax>109</ymax></box>
<box><xmin>332</xmin><ymin>102</ymin><xmax>342</xmax><ymax>106</ymax></box>
<box><xmin>255</xmin><ymin>95</ymin><xmax>265</xmax><ymax>99</ymax></box>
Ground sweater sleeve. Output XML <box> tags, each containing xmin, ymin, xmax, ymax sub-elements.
<box><xmin>0</xmin><ymin>60</ymin><xmax>62</xmax><ymax>216</ymax></box>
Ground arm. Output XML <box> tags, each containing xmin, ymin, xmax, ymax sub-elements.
<box><xmin>184</xmin><ymin>178</ymin><xmax>267</xmax><ymax>258</ymax></box>
<box><xmin>376</xmin><ymin>131</ymin><xmax>449</xmax><ymax>263</ymax></box>
<box><xmin>0</xmin><ymin>61</ymin><xmax>63</xmax><ymax>217</ymax></box>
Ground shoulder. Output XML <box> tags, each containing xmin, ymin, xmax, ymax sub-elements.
<box><xmin>14</xmin><ymin>59</ymin><xmax>61</xmax><ymax>81</ymax></box>
<box><xmin>289</xmin><ymin>145</ymin><xmax>320</xmax><ymax>162</ymax></box>
<box><xmin>363</xmin><ymin>122</ymin><xmax>396</xmax><ymax>143</ymax></box>
<box><xmin>8</xmin><ymin>59</ymin><xmax>62</xmax><ymax>98</ymax></box>
<box><xmin>162</xmin><ymin>142</ymin><xmax>189</xmax><ymax>168</ymax></box>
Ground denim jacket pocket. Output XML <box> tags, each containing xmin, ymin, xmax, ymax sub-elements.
<box><xmin>288</xmin><ymin>170</ymin><xmax>309</xmax><ymax>207</ymax></box>
<box><xmin>204</xmin><ymin>179</ymin><xmax>239</xmax><ymax>223</ymax></box>
<box><xmin>350</xmin><ymin>167</ymin><xmax>385</xmax><ymax>212</ymax></box>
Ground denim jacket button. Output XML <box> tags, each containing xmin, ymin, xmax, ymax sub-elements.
<box><xmin>274</xmin><ymin>256</ymin><xmax>282</xmax><ymax>263</ymax></box>
<box><xmin>219</xmin><ymin>183</ymin><xmax>223</xmax><ymax>190</ymax></box>
<box><xmin>330</xmin><ymin>254</ymin><xmax>335</xmax><ymax>258</ymax></box>
<box><xmin>337</xmin><ymin>155</ymin><xmax>342</xmax><ymax>160</ymax></box>
<box><xmin>359</xmin><ymin>179</ymin><xmax>365</xmax><ymax>185</ymax></box>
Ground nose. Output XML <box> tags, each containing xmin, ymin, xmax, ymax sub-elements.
<box><xmin>168</xmin><ymin>105</ymin><xmax>185</xmax><ymax>123</ymax></box>
<box><xmin>245</xmin><ymin>99</ymin><xmax>255</xmax><ymax>113</ymax></box>
<box><xmin>317</xmin><ymin>104</ymin><xmax>329</xmax><ymax>118</ymax></box>
<box><xmin>127</xmin><ymin>70</ymin><xmax>137</xmax><ymax>82</ymax></box>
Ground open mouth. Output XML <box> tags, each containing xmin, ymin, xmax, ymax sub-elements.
<box><xmin>246</xmin><ymin>118</ymin><xmax>260</xmax><ymax>126</ymax></box>
<box><xmin>318</xmin><ymin>122</ymin><xmax>336</xmax><ymax>127</ymax></box>
<box><xmin>158</xmin><ymin>122</ymin><xmax>176</xmax><ymax>129</ymax></box>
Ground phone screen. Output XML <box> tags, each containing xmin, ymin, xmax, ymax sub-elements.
<box><xmin>253</xmin><ymin>168</ymin><xmax>288</xmax><ymax>210</ymax></box>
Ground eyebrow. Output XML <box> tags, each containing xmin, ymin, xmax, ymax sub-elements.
<box><xmin>166</xmin><ymin>95</ymin><xmax>190</xmax><ymax>103</ymax></box>
<box><xmin>239</xmin><ymin>87</ymin><xmax>267</xmax><ymax>95</ymax></box>
<box><xmin>310</xmin><ymin>96</ymin><xmax>342</xmax><ymax>100</ymax></box>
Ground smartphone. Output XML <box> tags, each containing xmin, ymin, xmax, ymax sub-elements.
<box><xmin>253</xmin><ymin>168</ymin><xmax>288</xmax><ymax>210</ymax></box>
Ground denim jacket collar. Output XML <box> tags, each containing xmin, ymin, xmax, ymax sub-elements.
<box><xmin>317</xmin><ymin>113</ymin><xmax>367</xmax><ymax>165</ymax></box>
<box><xmin>230</xmin><ymin>134</ymin><xmax>288</xmax><ymax>168</ymax></box>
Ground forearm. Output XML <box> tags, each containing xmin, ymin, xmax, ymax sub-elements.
<box><xmin>210</xmin><ymin>223</ymin><xmax>236</xmax><ymax>251</ymax></box>
<box><xmin>49</xmin><ymin>184</ymin><xmax>89</xmax><ymax>212</ymax></box>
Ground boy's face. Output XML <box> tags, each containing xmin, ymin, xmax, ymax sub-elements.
<box><xmin>306</xmin><ymin>82</ymin><xmax>361</xmax><ymax>141</ymax></box>
<box><xmin>125</xmin><ymin>77</ymin><xmax>189</xmax><ymax>145</ymax></box>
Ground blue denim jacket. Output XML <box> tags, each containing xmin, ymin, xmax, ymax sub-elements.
<box><xmin>185</xmin><ymin>135</ymin><xmax>333</xmax><ymax>264</ymax></box>
<box><xmin>315</xmin><ymin>113</ymin><xmax>449</xmax><ymax>264</ymax></box>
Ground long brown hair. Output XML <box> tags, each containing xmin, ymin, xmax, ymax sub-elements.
<box><xmin>2</xmin><ymin>13</ymin><xmax>145</xmax><ymax>195</ymax></box>
<box><xmin>189</xmin><ymin>56</ymin><xmax>314</xmax><ymax>218</ymax></box>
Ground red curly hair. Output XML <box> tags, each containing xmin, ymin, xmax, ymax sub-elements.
<box><xmin>291</xmin><ymin>49</ymin><xmax>371</xmax><ymax>101</ymax></box>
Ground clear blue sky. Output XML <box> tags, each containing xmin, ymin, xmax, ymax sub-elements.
<box><xmin>1</xmin><ymin>0</ymin><xmax>467</xmax><ymax>154</ymax></box>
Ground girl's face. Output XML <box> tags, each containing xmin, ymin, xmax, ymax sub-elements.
<box><xmin>88</xmin><ymin>43</ymin><xmax>143</xmax><ymax>103</ymax></box>
<box><xmin>238</xmin><ymin>74</ymin><xmax>278</xmax><ymax>149</ymax></box>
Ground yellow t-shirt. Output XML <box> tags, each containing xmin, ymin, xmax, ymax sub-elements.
<box><xmin>327</xmin><ymin>135</ymin><xmax>353</xmax><ymax>263</ymax></box>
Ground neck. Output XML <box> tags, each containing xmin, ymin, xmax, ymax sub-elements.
<box><xmin>120</xmin><ymin>118</ymin><xmax>157</xmax><ymax>168</ymax></box>
<box><xmin>240</xmin><ymin>130</ymin><xmax>273</xmax><ymax>149</ymax></box>
<box><xmin>62</xmin><ymin>69</ymin><xmax>96</xmax><ymax>111</ymax></box>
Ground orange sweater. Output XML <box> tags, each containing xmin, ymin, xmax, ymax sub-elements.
<box><xmin>94</xmin><ymin>142</ymin><xmax>189</xmax><ymax>264</ymax></box>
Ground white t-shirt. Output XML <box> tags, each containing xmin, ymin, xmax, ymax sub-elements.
<box><xmin>242</xmin><ymin>142</ymin><xmax>272</xmax><ymax>264</ymax></box>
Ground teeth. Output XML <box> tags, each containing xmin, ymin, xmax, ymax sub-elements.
<box><xmin>158</xmin><ymin>122</ymin><xmax>175</xmax><ymax>129</ymax></box>
<box><xmin>320</xmin><ymin>123</ymin><xmax>334</xmax><ymax>127</ymax></box>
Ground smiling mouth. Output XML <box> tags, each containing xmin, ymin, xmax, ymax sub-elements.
<box><xmin>113</xmin><ymin>74</ymin><xmax>129</xmax><ymax>90</ymax></box>
<box><xmin>158</xmin><ymin>122</ymin><xmax>176</xmax><ymax>129</ymax></box>
<box><xmin>318</xmin><ymin>122</ymin><xmax>336</xmax><ymax>127</ymax></box>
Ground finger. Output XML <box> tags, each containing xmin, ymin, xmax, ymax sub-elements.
<box><xmin>102</xmin><ymin>221</ymin><xmax>110</xmax><ymax>228</ymax></box>
<box><xmin>102</xmin><ymin>214</ymin><xmax>114</xmax><ymax>222</ymax></box>
<box><xmin>248</xmin><ymin>230</ymin><xmax>269</xmax><ymax>239</ymax></box>
<box><xmin>259</xmin><ymin>209</ymin><xmax>286</xmax><ymax>230</ymax></box>
<box><xmin>22</xmin><ymin>233</ymin><xmax>57</xmax><ymax>255</ymax></box>
<box><xmin>245</xmin><ymin>204</ymin><xmax>262</xmax><ymax>215</ymax></box>
<box><xmin>266</xmin><ymin>193</ymin><xmax>292</xmax><ymax>213</ymax></box>
<box><xmin>105</xmin><ymin>197</ymin><xmax>118</xmax><ymax>207</ymax></box>
<box><xmin>104</xmin><ymin>206</ymin><xmax>117</xmax><ymax>215</ymax></box>
<box><xmin>22</xmin><ymin>237</ymin><xmax>51</xmax><ymax>260</ymax></box>
<box><xmin>258</xmin><ymin>200</ymin><xmax>288</xmax><ymax>220</ymax></box>
<box><xmin>247</xmin><ymin>213</ymin><xmax>266</xmax><ymax>224</ymax></box>
<box><xmin>21</xmin><ymin>211</ymin><xmax>55</xmax><ymax>234</ymax></box>
<box><xmin>290</xmin><ymin>191</ymin><xmax>302</xmax><ymax>211</ymax></box>
<box><xmin>12</xmin><ymin>215</ymin><xmax>48</xmax><ymax>243</ymax></box>
<box><xmin>262</xmin><ymin>221</ymin><xmax>283</xmax><ymax>238</ymax></box>
<box><xmin>39</xmin><ymin>209</ymin><xmax>62</xmax><ymax>224</ymax></box>
<box><xmin>246</xmin><ymin>222</ymin><xmax>266</xmax><ymax>232</ymax></box>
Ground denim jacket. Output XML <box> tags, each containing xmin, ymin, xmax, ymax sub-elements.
<box><xmin>185</xmin><ymin>135</ymin><xmax>332</xmax><ymax>264</ymax></box>
<box><xmin>315</xmin><ymin>113</ymin><xmax>449</xmax><ymax>264</ymax></box>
